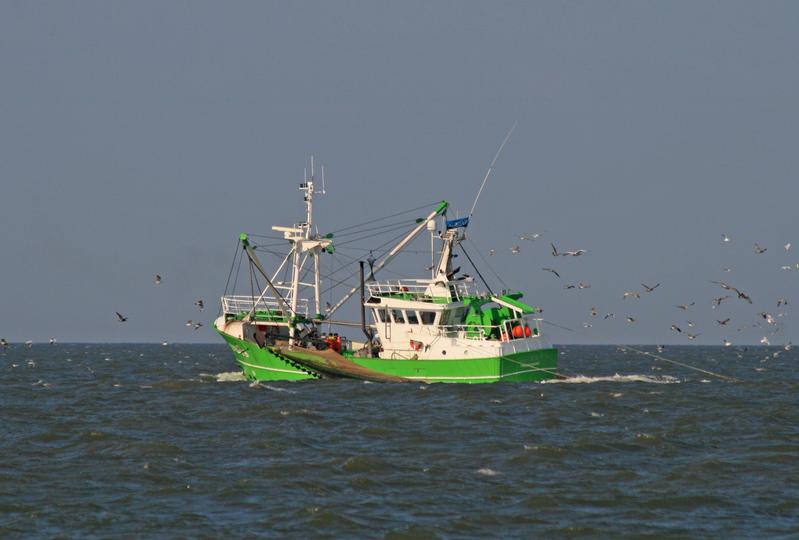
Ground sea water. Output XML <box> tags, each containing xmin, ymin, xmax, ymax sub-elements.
<box><xmin>1</xmin><ymin>344</ymin><xmax>796</xmax><ymax>538</ymax></box>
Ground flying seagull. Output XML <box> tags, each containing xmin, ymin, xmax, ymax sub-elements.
<box><xmin>590</xmin><ymin>306</ymin><xmax>598</xmax><ymax>317</ymax></box>
<box><xmin>563</xmin><ymin>284</ymin><xmax>576</xmax><ymax>290</ymax></box>
<box><xmin>510</xmin><ymin>246</ymin><xmax>521</xmax><ymax>255</ymax></box>
<box><xmin>641</xmin><ymin>283</ymin><xmax>660</xmax><ymax>293</ymax></box>
<box><xmin>677</xmin><ymin>302</ymin><xmax>695</xmax><ymax>310</ymax></box>
<box><xmin>722</xmin><ymin>234</ymin><xmax>731</xmax><ymax>243</ymax></box>
<box><xmin>754</xmin><ymin>243</ymin><xmax>767</xmax><ymax>254</ymax></box>
<box><xmin>623</xmin><ymin>291</ymin><xmax>641</xmax><ymax>299</ymax></box>
<box><xmin>671</xmin><ymin>324</ymin><xmax>682</xmax><ymax>333</ymax></box>
<box><xmin>193</xmin><ymin>322</ymin><xmax>204</xmax><ymax>330</ymax></box>
<box><xmin>723</xmin><ymin>339</ymin><xmax>732</xmax><ymax>347</ymax></box>
<box><xmin>777</xmin><ymin>298</ymin><xmax>788</xmax><ymax>307</ymax></box>
<box><xmin>116</xmin><ymin>312</ymin><xmax>128</xmax><ymax>322</ymax></box>
<box><xmin>488</xmin><ymin>249</ymin><xmax>496</xmax><ymax>256</ymax></box>
<box><xmin>542</xmin><ymin>268</ymin><xmax>561</xmax><ymax>278</ymax></box>
<box><xmin>712</xmin><ymin>295</ymin><xmax>731</xmax><ymax>308</ymax></box>
<box><xmin>686</xmin><ymin>333</ymin><xmax>700</xmax><ymax>341</ymax></box>
<box><xmin>626</xmin><ymin>316</ymin><xmax>636</xmax><ymax>324</ymax></box>
<box><xmin>785</xmin><ymin>243</ymin><xmax>792</xmax><ymax>252</ymax></box>
<box><xmin>0</xmin><ymin>338</ymin><xmax>8</xmax><ymax>347</ymax></box>
<box><xmin>194</xmin><ymin>299</ymin><xmax>204</xmax><ymax>311</ymax></box>
<box><xmin>154</xmin><ymin>274</ymin><xmax>162</xmax><ymax>285</ymax></box>
<box><xmin>604</xmin><ymin>313</ymin><xmax>615</xmax><ymax>320</ymax></box>
<box><xmin>578</xmin><ymin>282</ymin><xmax>591</xmax><ymax>289</ymax></box>
<box><xmin>716</xmin><ymin>318</ymin><xmax>730</xmax><ymax>326</ymax></box>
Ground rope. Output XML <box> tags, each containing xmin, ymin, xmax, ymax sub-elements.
<box><xmin>466</xmin><ymin>238</ymin><xmax>510</xmax><ymax>291</ymax></box>
<box><xmin>329</xmin><ymin>201</ymin><xmax>437</xmax><ymax>235</ymax></box>
<box><xmin>619</xmin><ymin>345</ymin><xmax>741</xmax><ymax>383</ymax></box>
<box><xmin>458</xmin><ymin>243</ymin><xmax>494</xmax><ymax>296</ymax></box>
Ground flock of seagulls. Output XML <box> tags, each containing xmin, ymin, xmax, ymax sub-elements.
<box><xmin>1</xmin><ymin>274</ymin><xmax>207</xmax><ymax>346</ymax></box>
<box><xmin>493</xmin><ymin>230</ymin><xmax>796</xmax><ymax>348</ymax></box>
<box><xmin>114</xmin><ymin>275</ymin><xmax>206</xmax><ymax>331</ymax></box>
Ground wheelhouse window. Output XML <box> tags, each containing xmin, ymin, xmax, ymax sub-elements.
<box><xmin>391</xmin><ymin>309</ymin><xmax>406</xmax><ymax>324</ymax></box>
<box><xmin>419</xmin><ymin>311</ymin><xmax>437</xmax><ymax>325</ymax></box>
<box><xmin>406</xmin><ymin>310</ymin><xmax>419</xmax><ymax>325</ymax></box>
<box><xmin>374</xmin><ymin>308</ymin><xmax>387</xmax><ymax>323</ymax></box>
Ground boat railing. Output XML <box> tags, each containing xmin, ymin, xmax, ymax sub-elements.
<box><xmin>367</xmin><ymin>279</ymin><xmax>477</xmax><ymax>302</ymax></box>
<box><xmin>221</xmin><ymin>295</ymin><xmax>310</xmax><ymax>317</ymax></box>
<box><xmin>437</xmin><ymin>316</ymin><xmax>543</xmax><ymax>342</ymax></box>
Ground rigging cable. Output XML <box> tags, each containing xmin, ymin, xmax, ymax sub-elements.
<box><xmin>329</xmin><ymin>201</ymin><xmax>438</xmax><ymax>235</ymax></box>
<box><xmin>458</xmin><ymin>243</ymin><xmax>494</xmax><ymax>296</ymax></box>
<box><xmin>466</xmin><ymin>238</ymin><xmax>510</xmax><ymax>291</ymax></box>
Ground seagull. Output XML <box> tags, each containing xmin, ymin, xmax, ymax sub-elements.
<box><xmin>519</xmin><ymin>233</ymin><xmax>542</xmax><ymax>241</ymax></box>
<box><xmin>677</xmin><ymin>302</ymin><xmax>695</xmax><ymax>310</ymax></box>
<box><xmin>325</xmin><ymin>301</ymin><xmax>332</xmax><ymax>312</ymax></box>
<box><xmin>542</xmin><ymin>268</ymin><xmax>561</xmax><ymax>278</ymax></box>
<box><xmin>712</xmin><ymin>295</ymin><xmax>731</xmax><ymax>308</ymax></box>
<box><xmin>641</xmin><ymin>283</ymin><xmax>660</xmax><ymax>293</ymax></box>
<box><xmin>154</xmin><ymin>274</ymin><xmax>162</xmax><ymax>285</ymax></box>
<box><xmin>488</xmin><ymin>249</ymin><xmax>496</xmax><ymax>256</ymax></box>
<box><xmin>671</xmin><ymin>324</ymin><xmax>682</xmax><ymax>333</ymax></box>
<box><xmin>0</xmin><ymin>338</ymin><xmax>8</xmax><ymax>347</ymax></box>
<box><xmin>623</xmin><ymin>291</ymin><xmax>641</xmax><ymax>299</ymax></box>
<box><xmin>193</xmin><ymin>322</ymin><xmax>203</xmax><ymax>330</ymax></box>
<box><xmin>754</xmin><ymin>243</ymin><xmax>767</xmax><ymax>254</ymax></box>
<box><xmin>578</xmin><ymin>282</ymin><xmax>591</xmax><ymax>289</ymax></box>
<box><xmin>716</xmin><ymin>318</ymin><xmax>730</xmax><ymax>326</ymax></box>
<box><xmin>186</xmin><ymin>320</ymin><xmax>193</xmax><ymax>327</ymax></box>
<box><xmin>777</xmin><ymin>298</ymin><xmax>788</xmax><ymax>307</ymax></box>
<box><xmin>604</xmin><ymin>313</ymin><xmax>615</xmax><ymax>320</ymax></box>
<box><xmin>626</xmin><ymin>316</ymin><xmax>636</xmax><ymax>324</ymax></box>
<box><xmin>723</xmin><ymin>339</ymin><xmax>732</xmax><ymax>347</ymax></box>
<box><xmin>161</xmin><ymin>341</ymin><xmax>169</xmax><ymax>346</ymax></box>
<box><xmin>583</xmin><ymin>322</ymin><xmax>592</xmax><ymax>328</ymax></box>
<box><xmin>25</xmin><ymin>340</ymin><xmax>33</xmax><ymax>348</ymax></box>
<box><xmin>590</xmin><ymin>306</ymin><xmax>598</xmax><ymax>317</ymax></box>
<box><xmin>550</xmin><ymin>243</ymin><xmax>560</xmax><ymax>256</ymax></box>
<box><xmin>562</xmin><ymin>248</ymin><xmax>587</xmax><ymax>257</ymax></box>
<box><xmin>760</xmin><ymin>336</ymin><xmax>770</xmax><ymax>345</ymax></box>
<box><xmin>686</xmin><ymin>333</ymin><xmax>700</xmax><ymax>341</ymax></box>
<box><xmin>711</xmin><ymin>280</ymin><xmax>733</xmax><ymax>291</ymax></box>
<box><xmin>781</xmin><ymin>265</ymin><xmax>792</xmax><ymax>271</ymax></box>
<box><xmin>510</xmin><ymin>246</ymin><xmax>521</xmax><ymax>255</ymax></box>
<box><xmin>722</xmin><ymin>233</ymin><xmax>731</xmax><ymax>243</ymax></box>
<box><xmin>563</xmin><ymin>284</ymin><xmax>576</xmax><ymax>290</ymax></box>
<box><xmin>722</xmin><ymin>267</ymin><xmax>732</xmax><ymax>273</ymax></box>
<box><xmin>656</xmin><ymin>345</ymin><xmax>665</xmax><ymax>353</ymax></box>
<box><xmin>194</xmin><ymin>299</ymin><xmax>204</xmax><ymax>311</ymax></box>
<box><xmin>785</xmin><ymin>243</ymin><xmax>792</xmax><ymax>252</ymax></box>
<box><xmin>785</xmin><ymin>341</ymin><xmax>793</xmax><ymax>351</ymax></box>
<box><xmin>759</xmin><ymin>312</ymin><xmax>776</xmax><ymax>325</ymax></box>
<box><xmin>686</xmin><ymin>321</ymin><xmax>695</xmax><ymax>327</ymax></box>
<box><xmin>49</xmin><ymin>338</ymin><xmax>56</xmax><ymax>345</ymax></box>
<box><xmin>116</xmin><ymin>312</ymin><xmax>128</xmax><ymax>322</ymax></box>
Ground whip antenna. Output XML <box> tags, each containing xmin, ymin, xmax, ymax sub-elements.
<box><xmin>469</xmin><ymin>121</ymin><xmax>517</xmax><ymax>218</ymax></box>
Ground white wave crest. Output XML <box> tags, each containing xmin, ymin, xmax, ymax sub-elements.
<box><xmin>541</xmin><ymin>373</ymin><xmax>680</xmax><ymax>384</ymax></box>
<box><xmin>214</xmin><ymin>371</ymin><xmax>248</xmax><ymax>382</ymax></box>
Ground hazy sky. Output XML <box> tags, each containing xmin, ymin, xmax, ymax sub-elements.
<box><xmin>1</xmin><ymin>1</ymin><xmax>797</xmax><ymax>345</ymax></box>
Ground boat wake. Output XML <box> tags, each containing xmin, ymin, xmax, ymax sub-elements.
<box><xmin>541</xmin><ymin>373</ymin><xmax>680</xmax><ymax>384</ymax></box>
<box><xmin>210</xmin><ymin>371</ymin><xmax>248</xmax><ymax>382</ymax></box>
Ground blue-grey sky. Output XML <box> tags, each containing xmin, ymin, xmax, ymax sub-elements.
<box><xmin>1</xmin><ymin>1</ymin><xmax>797</xmax><ymax>345</ymax></box>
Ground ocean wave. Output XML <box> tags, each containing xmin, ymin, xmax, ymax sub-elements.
<box><xmin>541</xmin><ymin>373</ymin><xmax>680</xmax><ymax>384</ymax></box>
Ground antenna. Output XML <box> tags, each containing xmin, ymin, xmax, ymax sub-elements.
<box><xmin>321</xmin><ymin>164</ymin><xmax>326</xmax><ymax>194</ymax></box>
<box><xmin>468</xmin><ymin>122</ymin><xmax>517</xmax><ymax>218</ymax></box>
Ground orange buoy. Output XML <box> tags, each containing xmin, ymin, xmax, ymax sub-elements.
<box><xmin>524</xmin><ymin>326</ymin><xmax>532</xmax><ymax>337</ymax></box>
<box><xmin>512</xmin><ymin>325</ymin><xmax>524</xmax><ymax>339</ymax></box>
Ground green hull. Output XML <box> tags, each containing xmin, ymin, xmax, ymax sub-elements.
<box><xmin>219</xmin><ymin>330</ymin><xmax>557</xmax><ymax>383</ymax></box>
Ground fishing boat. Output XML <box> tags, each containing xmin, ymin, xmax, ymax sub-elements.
<box><xmin>214</xmin><ymin>158</ymin><xmax>558</xmax><ymax>383</ymax></box>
